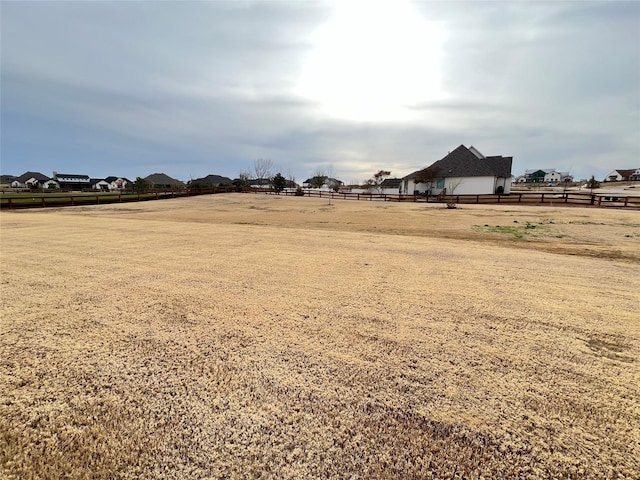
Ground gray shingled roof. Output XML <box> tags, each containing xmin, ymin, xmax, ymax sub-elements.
<box><xmin>380</xmin><ymin>178</ymin><xmax>402</xmax><ymax>188</ymax></box>
<box><xmin>15</xmin><ymin>171</ymin><xmax>51</xmax><ymax>183</ymax></box>
<box><xmin>144</xmin><ymin>173</ymin><xmax>184</xmax><ymax>186</ymax></box>
<box><xmin>190</xmin><ymin>174</ymin><xmax>233</xmax><ymax>185</ymax></box>
<box><xmin>404</xmin><ymin>145</ymin><xmax>512</xmax><ymax>180</ymax></box>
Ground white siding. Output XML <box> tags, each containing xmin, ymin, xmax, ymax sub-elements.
<box><xmin>403</xmin><ymin>176</ymin><xmax>511</xmax><ymax>195</ymax></box>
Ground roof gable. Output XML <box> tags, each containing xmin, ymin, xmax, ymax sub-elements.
<box><xmin>16</xmin><ymin>171</ymin><xmax>50</xmax><ymax>182</ymax></box>
<box><xmin>144</xmin><ymin>173</ymin><xmax>183</xmax><ymax>186</ymax></box>
<box><xmin>191</xmin><ymin>174</ymin><xmax>233</xmax><ymax>185</ymax></box>
<box><xmin>426</xmin><ymin>145</ymin><xmax>512</xmax><ymax>178</ymax></box>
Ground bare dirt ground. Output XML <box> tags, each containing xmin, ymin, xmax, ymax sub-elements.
<box><xmin>1</xmin><ymin>194</ymin><xmax>639</xmax><ymax>479</ymax></box>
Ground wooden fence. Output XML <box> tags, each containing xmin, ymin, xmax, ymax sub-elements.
<box><xmin>2</xmin><ymin>186</ymin><xmax>639</xmax><ymax>210</ymax></box>
<box><xmin>0</xmin><ymin>186</ymin><xmax>242</xmax><ymax>210</ymax></box>
<box><xmin>258</xmin><ymin>189</ymin><xmax>640</xmax><ymax>209</ymax></box>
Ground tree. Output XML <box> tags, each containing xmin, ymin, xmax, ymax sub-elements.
<box><xmin>413</xmin><ymin>167</ymin><xmax>438</xmax><ymax>195</ymax></box>
<box><xmin>133</xmin><ymin>177</ymin><xmax>150</xmax><ymax>193</ymax></box>
<box><xmin>271</xmin><ymin>173</ymin><xmax>287</xmax><ymax>193</ymax></box>
<box><xmin>586</xmin><ymin>175</ymin><xmax>600</xmax><ymax>192</ymax></box>
<box><xmin>309</xmin><ymin>175</ymin><xmax>327</xmax><ymax>189</ymax></box>
<box><xmin>254</xmin><ymin>159</ymin><xmax>274</xmax><ymax>182</ymax></box>
<box><xmin>233</xmin><ymin>170</ymin><xmax>252</xmax><ymax>188</ymax></box>
<box><xmin>309</xmin><ymin>168</ymin><xmax>327</xmax><ymax>189</ymax></box>
<box><xmin>367</xmin><ymin>170</ymin><xmax>391</xmax><ymax>193</ymax></box>
<box><xmin>586</xmin><ymin>175</ymin><xmax>600</xmax><ymax>204</ymax></box>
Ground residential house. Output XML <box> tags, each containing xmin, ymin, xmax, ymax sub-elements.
<box><xmin>631</xmin><ymin>169</ymin><xmax>640</xmax><ymax>181</ymax></box>
<box><xmin>189</xmin><ymin>174</ymin><xmax>233</xmax><ymax>187</ymax></box>
<box><xmin>53</xmin><ymin>172</ymin><xmax>91</xmax><ymax>189</ymax></box>
<box><xmin>250</xmin><ymin>178</ymin><xmax>272</xmax><ymax>190</ymax></box>
<box><xmin>379</xmin><ymin>178</ymin><xmax>402</xmax><ymax>194</ymax></box>
<box><xmin>352</xmin><ymin>178</ymin><xmax>402</xmax><ymax>194</ymax></box>
<box><xmin>402</xmin><ymin>145</ymin><xmax>513</xmax><ymax>195</ymax></box>
<box><xmin>144</xmin><ymin>173</ymin><xmax>184</xmax><ymax>189</ymax></box>
<box><xmin>517</xmin><ymin>169</ymin><xmax>572</xmax><ymax>184</ymax></box>
<box><xmin>1</xmin><ymin>175</ymin><xmax>16</xmax><ymax>187</ymax></box>
<box><xmin>523</xmin><ymin>169</ymin><xmax>546</xmax><ymax>183</ymax></box>
<box><xmin>90</xmin><ymin>178</ymin><xmax>111</xmax><ymax>191</ymax></box>
<box><xmin>604</xmin><ymin>169</ymin><xmax>637</xmax><ymax>182</ymax></box>
<box><xmin>11</xmin><ymin>171</ymin><xmax>51</xmax><ymax>188</ymax></box>
<box><xmin>302</xmin><ymin>177</ymin><xmax>344</xmax><ymax>190</ymax></box>
<box><xmin>104</xmin><ymin>177</ymin><xmax>132</xmax><ymax>190</ymax></box>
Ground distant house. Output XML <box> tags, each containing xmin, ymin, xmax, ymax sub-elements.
<box><xmin>90</xmin><ymin>178</ymin><xmax>111</xmax><ymax>191</ymax></box>
<box><xmin>11</xmin><ymin>171</ymin><xmax>51</xmax><ymax>188</ymax></box>
<box><xmin>517</xmin><ymin>168</ymin><xmax>572</xmax><ymax>184</ymax></box>
<box><xmin>604</xmin><ymin>169</ymin><xmax>637</xmax><ymax>182</ymax></box>
<box><xmin>402</xmin><ymin>145</ymin><xmax>513</xmax><ymax>195</ymax></box>
<box><xmin>302</xmin><ymin>177</ymin><xmax>344</xmax><ymax>190</ymax></box>
<box><xmin>250</xmin><ymin>178</ymin><xmax>272</xmax><ymax>190</ymax></box>
<box><xmin>53</xmin><ymin>172</ymin><xmax>91</xmax><ymax>189</ymax></box>
<box><xmin>352</xmin><ymin>177</ymin><xmax>402</xmax><ymax>194</ymax></box>
<box><xmin>379</xmin><ymin>178</ymin><xmax>402</xmax><ymax>194</ymax></box>
<box><xmin>104</xmin><ymin>177</ymin><xmax>132</xmax><ymax>190</ymax></box>
<box><xmin>523</xmin><ymin>169</ymin><xmax>546</xmax><ymax>183</ymax></box>
<box><xmin>189</xmin><ymin>174</ymin><xmax>233</xmax><ymax>187</ymax></box>
<box><xmin>632</xmin><ymin>169</ymin><xmax>640</xmax><ymax>181</ymax></box>
<box><xmin>1</xmin><ymin>175</ymin><xmax>16</xmax><ymax>186</ymax></box>
<box><xmin>144</xmin><ymin>173</ymin><xmax>184</xmax><ymax>189</ymax></box>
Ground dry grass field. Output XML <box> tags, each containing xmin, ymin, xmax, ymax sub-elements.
<box><xmin>1</xmin><ymin>194</ymin><xmax>639</xmax><ymax>479</ymax></box>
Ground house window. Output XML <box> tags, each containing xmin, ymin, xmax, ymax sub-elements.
<box><xmin>436</xmin><ymin>178</ymin><xmax>444</xmax><ymax>188</ymax></box>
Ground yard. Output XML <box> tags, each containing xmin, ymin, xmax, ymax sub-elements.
<box><xmin>1</xmin><ymin>194</ymin><xmax>639</xmax><ymax>479</ymax></box>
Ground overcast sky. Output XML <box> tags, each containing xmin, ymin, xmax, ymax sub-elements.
<box><xmin>2</xmin><ymin>0</ymin><xmax>638</xmax><ymax>183</ymax></box>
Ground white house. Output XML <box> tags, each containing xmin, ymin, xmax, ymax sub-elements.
<box><xmin>401</xmin><ymin>145</ymin><xmax>513</xmax><ymax>196</ymax></box>
<box><xmin>10</xmin><ymin>171</ymin><xmax>51</xmax><ymax>188</ymax></box>
<box><xmin>91</xmin><ymin>178</ymin><xmax>111</xmax><ymax>191</ymax></box>
<box><xmin>105</xmin><ymin>176</ymin><xmax>132</xmax><ymax>190</ymax></box>
<box><xmin>53</xmin><ymin>172</ymin><xmax>91</xmax><ymax>189</ymax></box>
<box><xmin>604</xmin><ymin>169</ymin><xmax>637</xmax><ymax>182</ymax></box>
<box><xmin>544</xmin><ymin>171</ymin><xmax>562</xmax><ymax>183</ymax></box>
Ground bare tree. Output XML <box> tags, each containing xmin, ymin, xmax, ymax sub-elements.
<box><xmin>309</xmin><ymin>168</ymin><xmax>327</xmax><ymax>189</ymax></box>
<box><xmin>444</xmin><ymin>178</ymin><xmax>464</xmax><ymax>209</ymax></box>
<box><xmin>286</xmin><ymin>168</ymin><xmax>296</xmax><ymax>187</ymax></box>
<box><xmin>254</xmin><ymin>159</ymin><xmax>274</xmax><ymax>182</ymax></box>
<box><xmin>234</xmin><ymin>170</ymin><xmax>252</xmax><ymax>188</ymax></box>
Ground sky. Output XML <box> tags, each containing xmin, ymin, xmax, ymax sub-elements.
<box><xmin>1</xmin><ymin>0</ymin><xmax>639</xmax><ymax>184</ymax></box>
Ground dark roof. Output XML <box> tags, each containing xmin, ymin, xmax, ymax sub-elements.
<box><xmin>55</xmin><ymin>173</ymin><xmax>90</xmax><ymax>180</ymax></box>
<box><xmin>251</xmin><ymin>178</ymin><xmax>272</xmax><ymax>186</ymax></box>
<box><xmin>380</xmin><ymin>178</ymin><xmax>402</xmax><ymax>188</ymax></box>
<box><xmin>1</xmin><ymin>175</ymin><xmax>16</xmax><ymax>183</ymax></box>
<box><xmin>144</xmin><ymin>173</ymin><xmax>184</xmax><ymax>186</ymax></box>
<box><xmin>15</xmin><ymin>171</ymin><xmax>50</xmax><ymax>183</ymax></box>
<box><xmin>405</xmin><ymin>145</ymin><xmax>512</xmax><ymax>180</ymax></box>
<box><xmin>613</xmin><ymin>169</ymin><xmax>636</xmax><ymax>177</ymax></box>
<box><xmin>90</xmin><ymin>178</ymin><xmax>107</xmax><ymax>185</ymax></box>
<box><xmin>190</xmin><ymin>174</ymin><xmax>233</xmax><ymax>185</ymax></box>
<box><xmin>104</xmin><ymin>176</ymin><xmax>133</xmax><ymax>183</ymax></box>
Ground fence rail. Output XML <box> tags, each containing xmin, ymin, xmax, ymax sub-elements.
<box><xmin>259</xmin><ymin>189</ymin><xmax>640</xmax><ymax>209</ymax></box>
<box><xmin>2</xmin><ymin>186</ymin><xmax>639</xmax><ymax>210</ymax></box>
<box><xmin>0</xmin><ymin>186</ymin><xmax>243</xmax><ymax>210</ymax></box>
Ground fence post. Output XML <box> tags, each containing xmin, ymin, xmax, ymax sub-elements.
<box><xmin>42</xmin><ymin>197</ymin><xmax>46</xmax><ymax>207</ymax></box>
<box><xmin>624</xmin><ymin>197</ymin><xmax>629</xmax><ymax>207</ymax></box>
